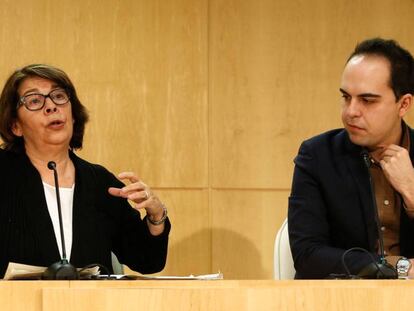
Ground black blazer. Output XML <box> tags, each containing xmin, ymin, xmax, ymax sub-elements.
<box><xmin>0</xmin><ymin>149</ymin><xmax>170</xmax><ymax>278</ymax></box>
<box><xmin>288</xmin><ymin>126</ymin><xmax>414</xmax><ymax>279</ymax></box>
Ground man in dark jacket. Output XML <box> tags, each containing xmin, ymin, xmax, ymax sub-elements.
<box><xmin>288</xmin><ymin>38</ymin><xmax>414</xmax><ymax>279</ymax></box>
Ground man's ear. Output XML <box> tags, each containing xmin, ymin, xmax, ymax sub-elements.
<box><xmin>11</xmin><ymin>120</ymin><xmax>23</xmax><ymax>137</ymax></box>
<box><xmin>399</xmin><ymin>94</ymin><xmax>412</xmax><ymax>117</ymax></box>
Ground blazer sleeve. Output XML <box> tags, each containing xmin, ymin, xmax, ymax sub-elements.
<box><xmin>288</xmin><ymin>140</ymin><xmax>375</xmax><ymax>279</ymax></box>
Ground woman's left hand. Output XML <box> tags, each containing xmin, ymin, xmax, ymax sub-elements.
<box><xmin>108</xmin><ymin>172</ymin><xmax>166</xmax><ymax>233</ymax></box>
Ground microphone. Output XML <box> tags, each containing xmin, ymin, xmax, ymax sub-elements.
<box><xmin>42</xmin><ymin>161</ymin><xmax>79</xmax><ymax>280</ymax></box>
<box><xmin>357</xmin><ymin>150</ymin><xmax>398</xmax><ymax>279</ymax></box>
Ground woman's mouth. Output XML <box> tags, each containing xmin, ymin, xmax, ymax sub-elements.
<box><xmin>47</xmin><ymin>120</ymin><xmax>65</xmax><ymax>129</ymax></box>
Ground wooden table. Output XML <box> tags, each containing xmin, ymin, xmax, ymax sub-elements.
<box><xmin>1</xmin><ymin>279</ymin><xmax>412</xmax><ymax>311</ymax></box>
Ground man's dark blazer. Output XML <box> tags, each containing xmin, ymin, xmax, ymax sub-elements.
<box><xmin>288</xmin><ymin>124</ymin><xmax>414</xmax><ymax>279</ymax></box>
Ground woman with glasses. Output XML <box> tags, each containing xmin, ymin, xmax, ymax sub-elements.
<box><xmin>0</xmin><ymin>64</ymin><xmax>170</xmax><ymax>278</ymax></box>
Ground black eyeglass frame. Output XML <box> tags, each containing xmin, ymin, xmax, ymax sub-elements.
<box><xmin>17</xmin><ymin>88</ymin><xmax>70</xmax><ymax>111</ymax></box>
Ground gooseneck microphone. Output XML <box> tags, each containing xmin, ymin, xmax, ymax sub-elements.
<box><xmin>42</xmin><ymin>161</ymin><xmax>79</xmax><ymax>280</ymax></box>
<box><xmin>357</xmin><ymin>150</ymin><xmax>398</xmax><ymax>279</ymax></box>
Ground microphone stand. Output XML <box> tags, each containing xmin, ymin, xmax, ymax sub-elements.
<box><xmin>357</xmin><ymin>151</ymin><xmax>397</xmax><ymax>279</ymax></box>
<box><xmin>42</xmin><ymin>161</ymin><xmax>79</xmax><ymax>280</ymax></box>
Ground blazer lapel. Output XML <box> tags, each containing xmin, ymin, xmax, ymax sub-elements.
<box><xmin>68</xmin><ymin>170</ymin><xmax>83</xmax><ymax>264</ymax></box>
<box><xmin>21</xmin><ymin>155</ymin><xmax>61</xmax><ymax>263</ymax></box>
<box><xmin>69</xmin><ymin>152</ymin><xmax>96</xmax><ymax>265</ymax></box>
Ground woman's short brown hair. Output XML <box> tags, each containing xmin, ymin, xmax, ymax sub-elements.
<box><xmin>0</xmin><ymin>64</ymin><xmax>89</xmax><ymax>152</ymax></box>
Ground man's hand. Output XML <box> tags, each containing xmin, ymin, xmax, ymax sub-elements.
<box><xmin>378</xmin><ymin>145</ymin><xmax>414</xmax><ymax>211</ymax></box>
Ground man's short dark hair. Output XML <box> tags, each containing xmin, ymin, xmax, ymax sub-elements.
<box><xmin>347</xmin><ymin>38</ymin><xmax>414</xmax><ymax>100</ymax></box>
<box><xmin>0</xmin><ymin>64</ymin><xmax>89</xmax><ymax>153</ymax></box>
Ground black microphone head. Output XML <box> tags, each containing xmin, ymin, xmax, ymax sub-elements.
<box><xmin>47</xmin><ymin>161</ymin><xmax>56</xmax><ymax>170</ymax></box>
<box><xmin>357</xmin><ymin>261</ymin><xmax>398</xmax><ymax>279</ymax></box>
<box><xmin>42</xmin><ymin>260</ymin><xmax>79</xmax><ymax>280</ymax></box>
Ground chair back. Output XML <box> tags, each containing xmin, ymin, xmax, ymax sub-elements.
<box><xmin>274</xmin><ymin>218</ymin><xmax>295</xmax><ymax>279</ymax></box>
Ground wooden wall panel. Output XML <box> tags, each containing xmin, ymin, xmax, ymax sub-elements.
<box><xmin>153</xmin><ymin>189</ymin><xmax>211</xmax><ymax>277</ymax></box>
<box><xmin>78</xmin><ymin>0</ymin><xmax>209</xmax><ymax>188</ymax></box>
<box><xmin>210</xmin><ymin>0</ymin><xmax>414</xmax><ymax>189</ymax></box>
<box><xmin>211</xmin><ymin>190</ymin><xmax>289</xmax><ymax>279</ymax></box>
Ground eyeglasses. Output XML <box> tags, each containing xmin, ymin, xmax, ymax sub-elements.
<box><xmin>17</xmin><ymin>88</ymin><xmax>70</xmax><ymax>111</ymax></box>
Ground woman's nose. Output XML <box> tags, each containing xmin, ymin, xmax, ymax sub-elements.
<box><xmin>45</xmin><ymin>106</ymin><xmax>58</xmax><ymax>114</ymax></box>
<box><xmin>44</xmin><ymin>97</ymin><xmax>58</xmax><ymax>114</ymax></box>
